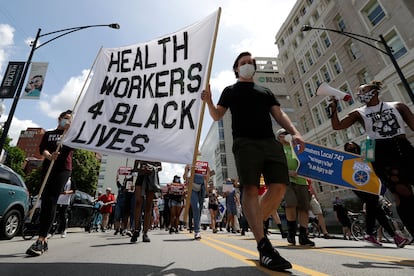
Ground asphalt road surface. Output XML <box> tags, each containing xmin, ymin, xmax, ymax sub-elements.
<box><xmin>1</xmin><ymin>227</ymin><xmax>413</xmax><ymax>275</ymax></box>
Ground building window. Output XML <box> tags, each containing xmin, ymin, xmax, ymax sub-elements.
<box><xmin>335</xmin><ymin>15</ymin><xmax>346</xmax><ymax>31</ymax></box>
<box><xmin>305</xmin><ymin>82</ymin><xmax>314</xmax><ymax>98</ymax></box>
<box><xmin>305</xmin><ymin>52</ymin><xmax>314</xmax><ymax>66</ymax></box>
<box><xmin>312</xmin><ymin>11</ymin><xmax>320</xmax><ymax>21</ymax></box>
<box><xmin>299</xmin><ymin>60</ymin><xmax>306</xmax><ymax>74</ymax></box>
<box><xmin>295</xmin><ymin>93</ymin><xmax>302</xmax><ymax>107</ymax></box>
<box><xmin>312</xmin><ymin>43</ymin><xmax>322</xmax><ymax>57</ymax></box>
<box><xmin>312</xmin><ymin>107</ymin><xmax>322</xmax><ymax>125</ymax></box>
<box><xmin>312</xmin><ymin>75</ymin><xmax>321</xmax><ymax>89</ymax></box>
<box><xmin>385</xmin><ymin>30</ymin><xmax>407</xmax><ymax>60</ymax></box>
<box><xmin>321</xmin><ymin>32</ymin><xmax>331</xmax><ymax>48</ymax></box>
<box><xmin>329</xmin><ymin>56</ymin><xmax>342</xmax><ymax>75</ymax></box>
<box><xmin>362</xmin><ymin>0</ymin><xmax>385</xmax><ymax>27</ymax></box>
<box><xmin>321</xmin><ymin>66</ymin><xmax>331</xmax><ymax>83</ymax></box>
<box><xmin>301</xmin><ymin>116</ymin><xmax>310</xmax><ymax>132</ymax></box>
<box><xmin>346</xmin><ymin>41</ymin><xmax>361</xmax><ymax>60</ymax></box>
<box><xmin>289</xmin><ymin>72</ymin><xmax>296</xmax><ymax>84</ymax></box>
<box><xmin>358</xmin><ymin>69</ymin><xmax>371</xmax><ymax>85</ymax></box>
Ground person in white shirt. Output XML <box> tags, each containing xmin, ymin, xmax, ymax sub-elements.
<box><xmin>56</xmin><ymin>177</ymin><xmax>76</xmax><ymax>238</ymax></box>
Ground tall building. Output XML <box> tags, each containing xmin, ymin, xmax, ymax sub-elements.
<box><xmin>16</xmin><ymin>127</ymin><xmax>45</xmax><ymax>159</ymax></box>
<box><xmin>201</xmin><ymin>57</ymin><xmax>295</xmax><ymax>189</ymax></box>
<box><xmin>16</xmin><ymin>127</ymin><xmax>45</xmax><ymax>174</ymax></box>
<box><xmin>275</xmin><ymin>0</ymin><xmax>414</xmax><ymax>205</ymax></box>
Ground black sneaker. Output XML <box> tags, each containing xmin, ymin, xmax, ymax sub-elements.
<box><xmin>299</xmin><ymin>234</ymin><xmax>315</xmax><ymax>246</ymax></box>
<box><xmin>43</xmin><ymin>240</ymin><xmax>48</xmax><ymax>252</ymax></box>
<box><xmin>26</xmin><ymin>240</ymin><xmax>45</xmax><ymax>256</ymax></box>
<box><xmin>142</xmin><ymin>233</ymin><xmax>151</xmax><ymax>242</ymax></box>
<box><xmin>287</xmin><ymin>234</ymin><xmax>296</xmax><ymax>245</ymax></box>
<box><xmin>258</xmin><ymin>240</ymin><xmax>292</xmax><ymax>271</ymax></box>
<box><xmin>130</xmin><ymin>230</ymin><xmax>140</xmax><ymax>243</ymax></box>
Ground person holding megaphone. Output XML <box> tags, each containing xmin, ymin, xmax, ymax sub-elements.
<box><xmin>329</xmin><ymin>80</ymin><xmax>414</xmax><ymax>241</ymax></box>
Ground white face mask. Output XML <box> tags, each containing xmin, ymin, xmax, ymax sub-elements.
<box><xmin>357</xmin><ymin>89</ymin><xmax>376</xmax><ymax>104</ymax></box>
<box><xmin>59</xmin><ymin>119</ymin><xmax>69</xmax><ymax>128</ymax></box>
<box><xmin>238</xmin><ymin>64</ymin><xmax>255</xmax><ymax>79</ymax></box>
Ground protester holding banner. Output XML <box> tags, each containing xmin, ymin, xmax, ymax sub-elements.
<box><xmin>183</xmin><ymin>158</ymin><xmax>210</xmax><ymax>240</ymax></box>
<box><xmin>202</xmin><ymin>51</ymin><xmax>305</xmax><ymax>272</ymax></box>
<box><xmin>344</xmin><ymin>142</ymin><xmax>409</xmax><ymax>247</ymax></box>
<box><xmin>26</xmin><ymin>110</ymin><xmax>74</xmax><ymax>257</ymax></box>
<box><xmin>130</xmin><ymin>160</ymin><xmax>162</xmax><ymax>243</ymax></box>
<box><xmin>330</xmin><ymin>80</ymin><xmax>414</xmax><ymax>239</ymax></box>
<box><xmin>276</xmin><ymin>128</ymin><xmax>315</xmax><ymax>246</ymax></box>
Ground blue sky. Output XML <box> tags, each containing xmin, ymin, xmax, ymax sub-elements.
<box><xmin>0</xmin><ymin>0</ymin><xmax>296</xmax><ymax>182</ymax></box>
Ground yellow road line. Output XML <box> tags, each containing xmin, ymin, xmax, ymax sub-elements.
<box><xmin>202</xmin><ymin>233</ymin><xmax>413</xmax><ymax>267</ymax></box>
<box><xmin>202</xmin><ymin>235</ymin><xmax>329</xmax><ymax>276</ymax></box>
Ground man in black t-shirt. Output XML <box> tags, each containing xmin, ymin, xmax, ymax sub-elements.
<box><xmin>201</xmin><ymin>52</ymin><xmax>305</xmax><ymax>272</ymax></box>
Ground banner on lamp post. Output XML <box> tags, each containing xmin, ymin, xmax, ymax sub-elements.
<box><xmin>0</xmin><ymin>62</ymin><xmax>25</xmax><ymax>99</ymax></box>
<box><xmin>21</xmin><ymin>62</ymin><xmax>48</xmax><ymax>99</ymax></box>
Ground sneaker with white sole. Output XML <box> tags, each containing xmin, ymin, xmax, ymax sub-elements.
<box><xmin>194</xmin><ymin>232</ymin><xmax>201</xmax><ymax>240</ymax></box>
<box><xmin>26</xmin><ymin>240</ymin><xmax>46</xmax><ymax>256</ymax></box>
<box><xmin>258</xmin><ymin>237</ymin><xmax>292</xmax><ymax>271</ymax></box>
<box><xmin>61</xmin><ymin>231</ymin><xmax>67</xmax><ymax>238</ymax></box>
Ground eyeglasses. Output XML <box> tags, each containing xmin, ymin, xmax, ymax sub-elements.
<box><xmin>280</xmin><ymin>132</ymin><xmax>289</xmax><ymax>135</ymax></box>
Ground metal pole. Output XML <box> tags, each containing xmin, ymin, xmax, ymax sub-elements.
<box><xmin>301</xmin><ymin>25</ymin><xmax>414</xmax><ymax>105</ymax></box>
<box><xmin>379</xmin><ymin>35</ymin><xmax>414</xmax><ymax>104</ymax></box>
<box><xmin>0</xmin><ymin>28</ymin><xmax>41</xmax><ymax>153</ymax></box>
<box><xmin>0</xmin><ymin>23</ymin><xmax>120</xmax><ymax>154</ymax></box>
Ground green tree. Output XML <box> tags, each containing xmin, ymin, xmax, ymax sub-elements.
<box><xmin>25</xmin><ymin>168</ymin><xmax>42</xmax><ymax>196</ymax></box>
<box><xmin>4</xmin><ymin>145</ymin><xmax>25</xmax><ymax>177</ymax></box>
<box><xmin>71</xmin><ymin>149</ymin><xmax>100</xmax><ymax>195</ymax></box>
<box><xmin>24</xmin><ymin>149</ymin><xmax>100</xmax><ymax>196</ymax></box>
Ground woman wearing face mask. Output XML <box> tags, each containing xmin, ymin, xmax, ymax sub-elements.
<box><xmin>330</xmin><ymin>80</ymin><xmax>414</xmax><ymax>240</ymax></box>
<box><xmin>201</xmin><ymin>51</ymin><xmax>305</xmax><ymax>272</ymax></box>
<box><xmin>26</xmin><ymin>110</ymin><xmax>74</xmax><ymax>257</ymax></box>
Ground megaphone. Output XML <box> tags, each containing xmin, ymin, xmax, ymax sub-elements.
<box><xmin>316</xmin><ymin>82</ymin><xmax>351</xmax><ymax>101</ymax></box>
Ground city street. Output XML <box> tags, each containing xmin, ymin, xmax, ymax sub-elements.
<box><xmin>1</xmin><ymin>227</ymin><xmax>413</xmax><ymax>276</ymax></box>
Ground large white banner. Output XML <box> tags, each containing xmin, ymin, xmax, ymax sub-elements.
<box><xmin>63</xmin><ymin>10</ymin><xmax>219</xmax><ymax>164</ymax></box>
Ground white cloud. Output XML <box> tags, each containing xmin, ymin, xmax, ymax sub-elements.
<box><xmin>39</xmin><ymin>69</ymin><xmax>90</xmax><ymax>119</ymax></box>
<box><xmin>159</xmin><ymin>162</ymin><xmax>185</xmax><ymax>184</ymax></box>
<box><xmin>0</xmin><ymin>114</ymin><xmax>39</xmax><ymax>146</ymax></box>
<box><xmin>0</xmin><ymin>24</ymin><xmax>14</xmax><ymax>77</ymax></box>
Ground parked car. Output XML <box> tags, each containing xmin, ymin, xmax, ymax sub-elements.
<box><xmin>0</xmin><ymin>164</ymin><xmax>29</xmax><ymax>239</ymax></box>
<box><xmin>67</xmin><ymin>190</ymin><xmax>95</xmax><ymax>230</ymax></box>
<box><xmin>22</xmin><ymin>190</ymin><xmax>95</xmax><ymax>240</ymax></box>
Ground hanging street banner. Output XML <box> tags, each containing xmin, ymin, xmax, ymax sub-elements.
<box><xmin>293</xmin><ymin>142</ymin><xmax>382</xmax><ymax>195</ymax></box>
<box><xmin>21</xmin><ymin>62</ymin><xmax>48</xmax><ymax>99</ymax></box>
<box><xmin>0</xmin><ymin>61</ymin><xmax>25</xmax><ymax>98</ymax></box>
<box><xmin>63</xmin><ymin>10</ymin><xmax>220</xmax><ymax>164</ymax></box>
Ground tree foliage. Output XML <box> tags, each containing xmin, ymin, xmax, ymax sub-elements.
<box><xmin>24</xmin><ymin>149</ymin><xmax>100</xmax><ymax>196</ymax></box>
<box><xmin>4</xmin><ymin>145</ymin><xmax>25</xmax><ymax>176</ymax></box>
<box><xmin>71</xmin><ymin>149</ymin><xmax>100</xmax><ymax>195</ymax></box>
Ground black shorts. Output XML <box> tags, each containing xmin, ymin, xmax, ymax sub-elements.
<box><xmin>232</xmin><ymin>137</ymin><xmax>289</xmax><ymax>187</ymax></box>
<box><xmin>208</xmin><ymin>204</ymin><xmax>218</xmax><ymax>211</ymax></box>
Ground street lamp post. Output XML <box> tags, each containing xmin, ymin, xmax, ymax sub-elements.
<box><xmin>0</xmin><ymin>23</ymin><xmax>120</xmax><ymax>154</ymax></box>
<box><xmin>301</xmin><ymin>25</ymin><xmax>414</xmax><ymax>104</ymax></box>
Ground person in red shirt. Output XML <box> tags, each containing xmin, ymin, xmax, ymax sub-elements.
<box><xmin>98</xmin><ymin>187</ymin><xmax>115</xmax><ymax>232</ymax></box>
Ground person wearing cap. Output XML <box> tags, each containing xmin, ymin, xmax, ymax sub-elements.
<box><xmin>98</xmin><ymin>187</ymin><xmax>115</xmax><ymax>232</ymax></box>
<box><xmin>330</xmin><ymin>80</ymin><xmax>414</xmax><ymax>240</ymax></box>
<box><xmin>276</xmin><ymin>128</ymin><xmax>315</xmax><ymax>246</ymax></box>
<box><xmin>201</xmin><ymin>51</ymin><xmax>305</xmax><ymax>272</ymax></box>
